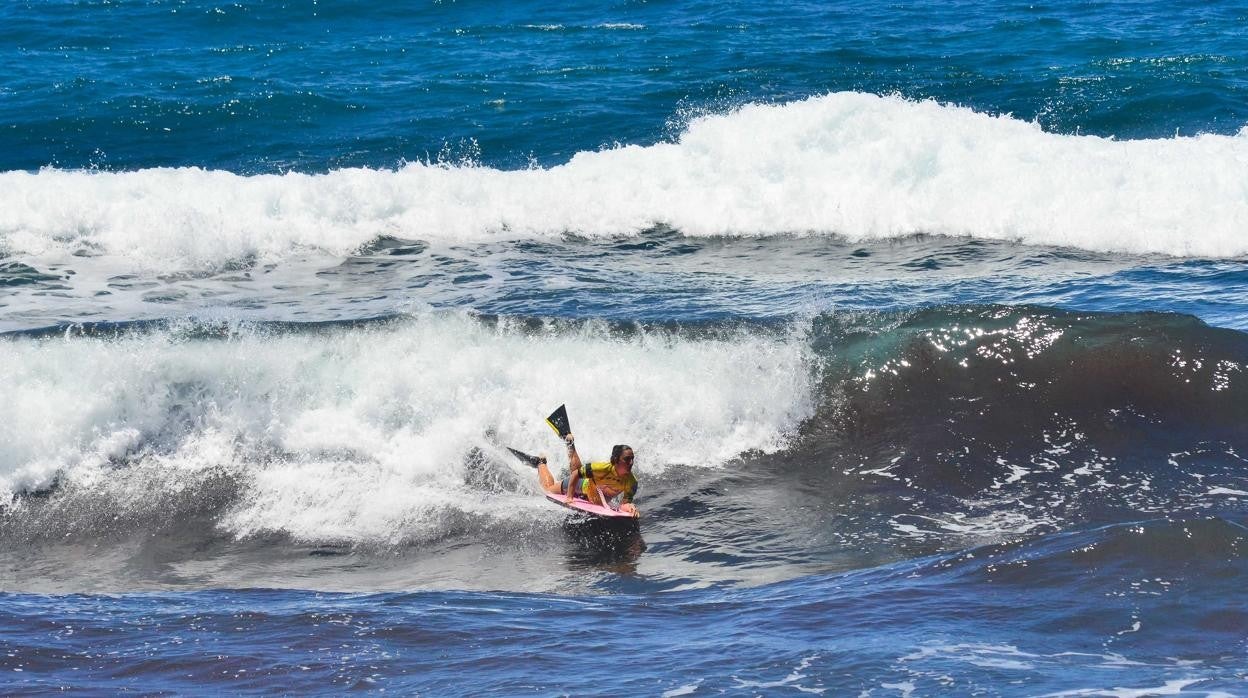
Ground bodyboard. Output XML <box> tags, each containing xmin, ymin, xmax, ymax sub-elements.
<box><xmin>544</xmin><ymin>492</ymin><xmax>637</xmax><ymax>519</ymax></box>
<box><xmin>507</xmin><ymin>445</ymin><xmax>634</xmax><ymax>518</ymax></box>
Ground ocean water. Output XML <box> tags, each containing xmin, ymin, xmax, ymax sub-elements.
<box><xmin>2</xmin><ymin>0</ymin><xmax>1248</xmax><ymax>694</ymax></box>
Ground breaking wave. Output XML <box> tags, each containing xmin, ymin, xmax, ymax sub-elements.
<box><xmin>0</xmin><ymin>313</ymin><xmax>816</xmax><ymax>545</ymax></box>
<box><xmin>3</xmin><ymin>92</ymin><xmax>1248</xmax><ymax>273</ymax></box>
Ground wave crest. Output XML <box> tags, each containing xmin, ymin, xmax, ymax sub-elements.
<box><xmin>3</xmin><ymin>93</ymin><xmax>1247</xmax><ymax>270</ymax></box>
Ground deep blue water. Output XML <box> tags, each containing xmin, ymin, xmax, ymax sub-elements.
<box><xmin>5</xmin><ymin>519</ymin><xmax>1247</xmax><ymax>695</ymax></box>
<box><xmin>2</xmin><ymin>1</ymin><xmax>1248</xmax><ymax>695</ymax></box>
<box><xmin>5</xmin><ymin>0</ymin><xmax>1248</xmax><ymax>172</ymax></box>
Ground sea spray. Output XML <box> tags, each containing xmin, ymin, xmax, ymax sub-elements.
<box><xmin>0</xmin><ymin>313</ymin><xmax>817</xmax><ymax>544</ymax></box>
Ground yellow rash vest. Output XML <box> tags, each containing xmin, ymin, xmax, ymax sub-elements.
<box><xmin>573</xmin><ymin>461</ymin><xmax>638</xmax><ymax>505</ymax></box>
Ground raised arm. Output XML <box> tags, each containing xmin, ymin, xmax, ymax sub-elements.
<box><xmin>563</xmin><ymin>434</ymin><xmax>583</xmax><ymax>503</ymax></box>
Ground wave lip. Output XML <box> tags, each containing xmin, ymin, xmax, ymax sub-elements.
<box><xmin>3</xmin><ymin>93</ymin><xmax>1248</xmax><ymax>272</ymax></box>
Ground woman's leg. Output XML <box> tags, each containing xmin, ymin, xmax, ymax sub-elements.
<box><xmin>537</xmin><ymin>462</ymin><xmax>561</xmax><ymax>494</ymax></box>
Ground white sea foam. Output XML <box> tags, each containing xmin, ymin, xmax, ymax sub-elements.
<box><xmin>0</xmin><ymin>314</ymin><xmax>815</xmax><ymax>543</ymax></box>
<box><xmin>2</xmin><ymin>92</ymin><xmax>1246</xmax><ymax>270</ymax></box>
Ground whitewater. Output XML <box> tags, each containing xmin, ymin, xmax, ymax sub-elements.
<box><xmin>4</xmin><ymin>0</ymin><xmax>1248</xmax><ymax>694</ymax></box>
<box><xmin>5</xmin><ymin>94</ymin><xmax>1248</xmax><ymax>271</ymax></box>
<box><xmin>0</xmin><ymin>315</ymin><xmax>814</xmax><ymax>542</ymax></box>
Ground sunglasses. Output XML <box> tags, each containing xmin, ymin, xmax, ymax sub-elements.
<box><xmin>621</xmin><ymin>455</ymin><xmax>635</xmax><ymax>463</ymax></box>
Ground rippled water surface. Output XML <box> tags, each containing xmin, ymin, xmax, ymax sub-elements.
<box><xmin>3</xmin><ymin>0</ymin><xmax>1248</xmax><ymax>694</ymax></box>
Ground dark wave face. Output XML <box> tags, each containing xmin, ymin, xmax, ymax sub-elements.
<box><xmin>5</xmin><ymin>0</ymin><xmax>1248</xmax><ymax>692</ymax></box>
<box><xmin>652</xmin><ymin>306</ymin><xmax>1248</xmax><ymax>582</ymax></box>
<box><xmin>804</xmin><ymin>305</ymin><xmax>1248</xmax><ymax>503</ymax></box>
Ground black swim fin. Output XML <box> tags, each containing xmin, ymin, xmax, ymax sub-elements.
<box><xmin>507</xmin><ymin>447</ymin><xmax>545</xmax><ymax>468</ymax></box>
<box><xmin>546</xmin><ymin>404</ymin><xmax>572</xmax><ymax>439</ymax></box>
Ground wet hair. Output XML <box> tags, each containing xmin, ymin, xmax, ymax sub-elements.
<box><xmin>609</xmin><ymin>444</ymin><xmax>634</xmax><ymax>466</ymax></box>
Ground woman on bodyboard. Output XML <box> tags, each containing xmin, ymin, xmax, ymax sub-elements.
<box><xmin>510</xmin><ymin>405</ymin><xmax>640</xmax><ymax>518</ymax></box>
<box><xmin>544</xmin><ymin>434</ymin><xmax>639</xmax><ymax>517</ymax></box>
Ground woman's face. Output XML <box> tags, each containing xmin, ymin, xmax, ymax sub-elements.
<box><xmin>617</xmin><ymin>449</ymin><xmax>635</xmax><ymax>475</ymax></box>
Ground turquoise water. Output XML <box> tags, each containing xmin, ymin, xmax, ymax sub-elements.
<box><xmin>2</xmin><ymin>1</ymin><xmax>1248</xmax><ymax>695</ymax></box>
